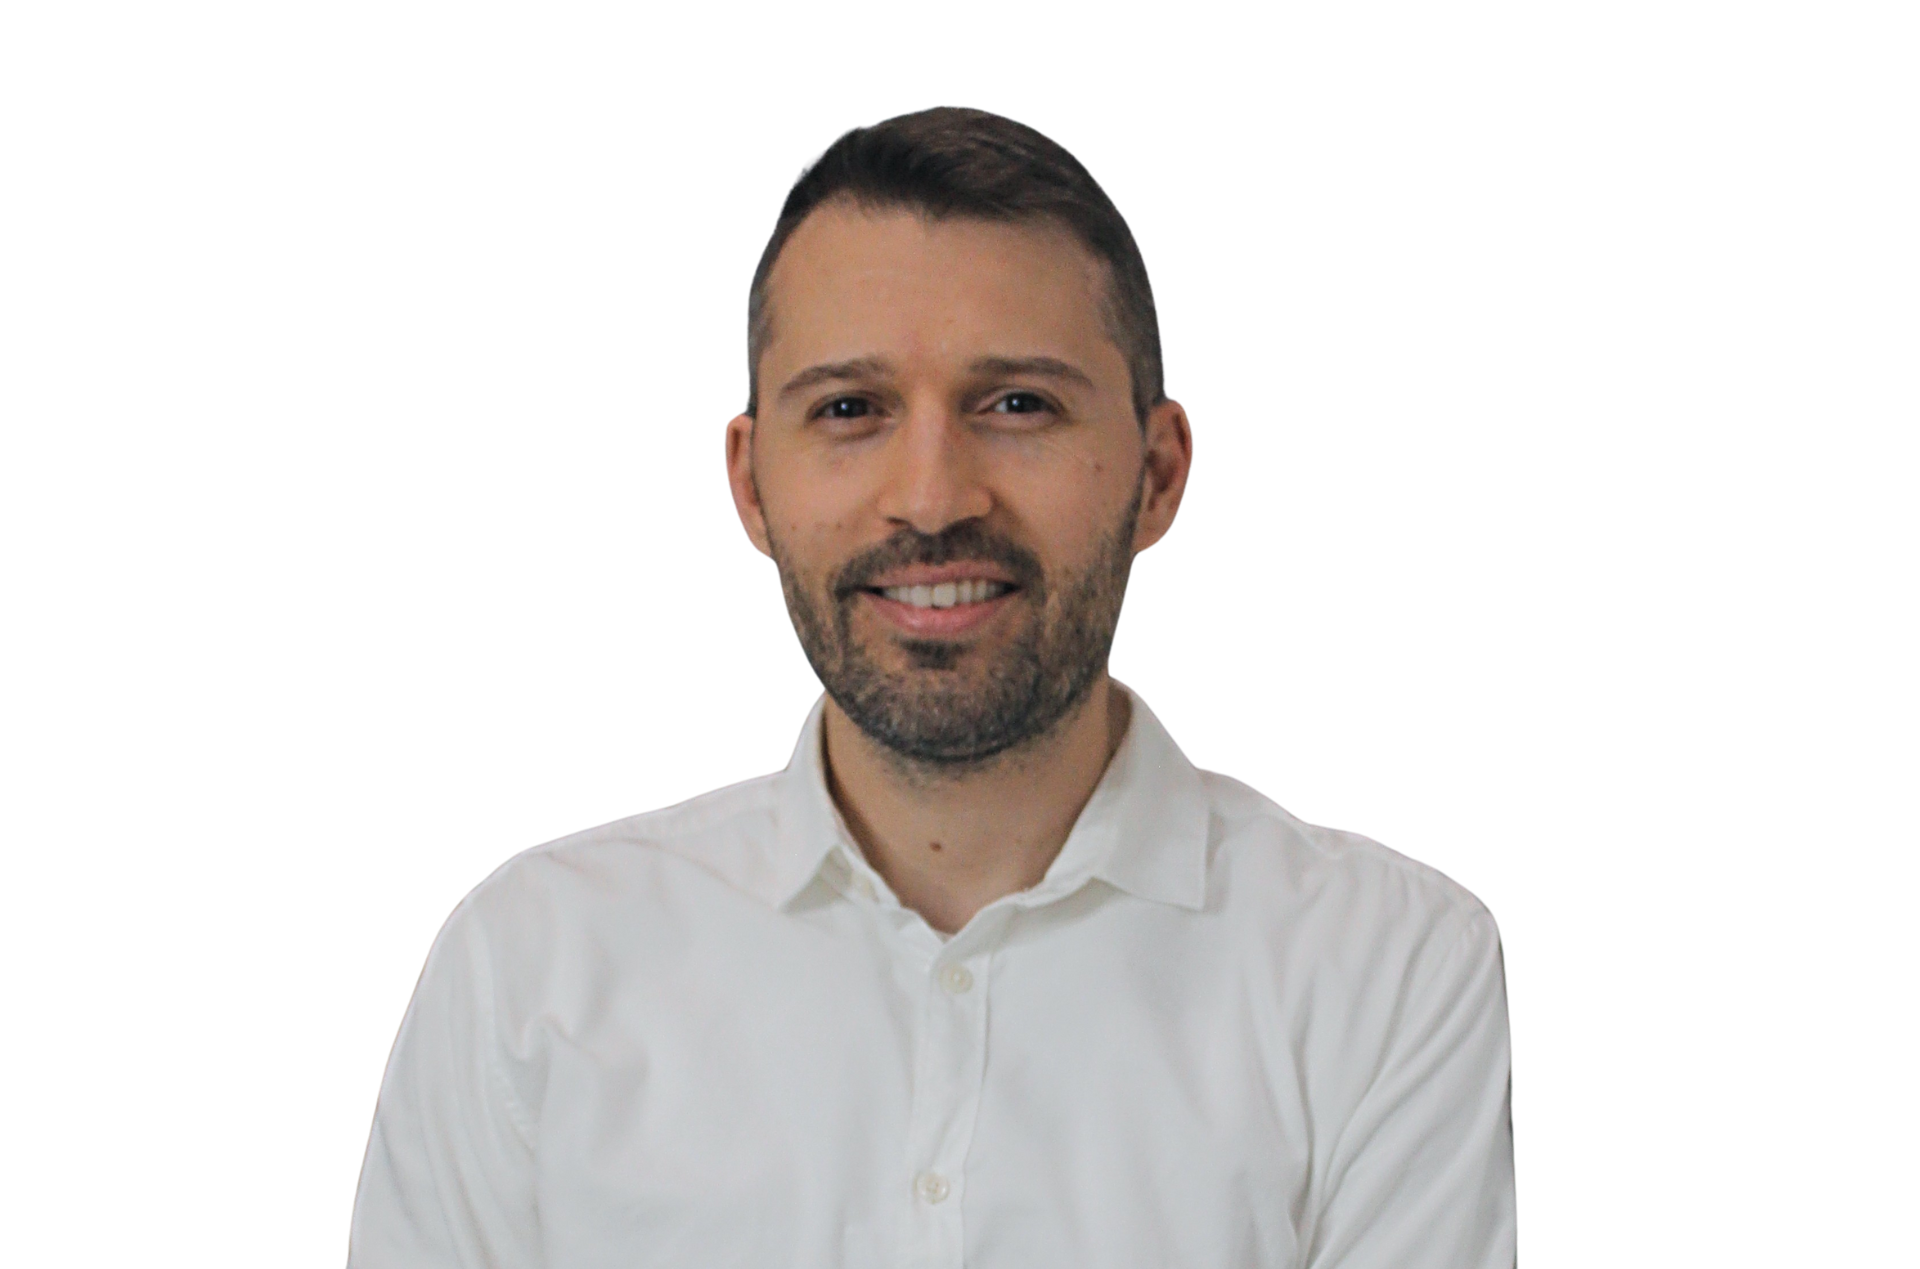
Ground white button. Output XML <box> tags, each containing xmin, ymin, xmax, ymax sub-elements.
<box><xmin>913</xmin><ymin>1170</ymin><xmax>951</xmax><ymax>1204</ymax></box>
<box><xmin>852</xmin><ymin>874</ymin><xmax>877</xmax><ymax>901</ymax></box>
<box><xmin>938</xmin><ymin>963</ymin><xmax>974</xmax><ymax>994</ymax></box>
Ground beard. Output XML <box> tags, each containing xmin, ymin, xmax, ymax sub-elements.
<box><xmin>770</xmin><ymin>486</ymin><xmax>1142</xmax><ymax>769</ymax></box>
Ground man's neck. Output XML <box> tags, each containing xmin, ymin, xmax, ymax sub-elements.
<box><xmin>822</xmin><ymin>676</ymin><xmax>1130</xmax><ymax>936</ymax></box>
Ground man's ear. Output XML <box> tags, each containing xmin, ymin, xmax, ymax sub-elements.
<box><xmin>1132</xmin><ymin>398</ymin><xmax>1193</xmax><ymax>554</ymax></box>
<box><xmin>725</xmin><ymin>413</ymin><xmax>774</xmax><ymax>558</ymax></box>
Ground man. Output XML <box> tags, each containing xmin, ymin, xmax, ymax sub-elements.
<box><xmin>350</xmin><ymin>107</ymin><xmax>1515</xmax><ymax>1268</ymax></box>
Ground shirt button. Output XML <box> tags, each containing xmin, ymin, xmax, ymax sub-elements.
<box><xmin>938</xmin><ymin>963</ymin><xmax>974</xmax><ymax>994</ymax></box>
<box><xmin>852</xmin><ymin>874</ymin><xmax>877</xmax><ymax>901</ymax></box>
<box><xmin>913</xmin><ymin>1170</ymin><xmax>951</xmax><ymax>1204</ymax></box>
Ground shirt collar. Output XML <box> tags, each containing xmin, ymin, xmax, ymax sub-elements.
<box><xmin>765</xmin><ymin>685</ymin><xmax>1211</xmax><ymax>914</ymax></box>
<box><xmin>766</xmin><ymin>694</ymin><xmax>855</xmax><ymax>908</ymax></box>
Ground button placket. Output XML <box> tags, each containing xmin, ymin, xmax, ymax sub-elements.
<box><xmin>895</xmin><ymin>921</ymin><xmax>1002</xmax><ymax>1269</ymax></box>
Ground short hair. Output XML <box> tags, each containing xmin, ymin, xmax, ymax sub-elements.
<box><xmin>745</xmin><ymin>107</ymin><xmax>1165</xmax><ymax>424</ymax></box>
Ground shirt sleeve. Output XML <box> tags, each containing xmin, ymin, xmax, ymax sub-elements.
<box><xmin>1306</xmin><ymin>908</ymin><xmax>1516</xmax><ymax>1269</ymax></box>
<box><xmin>348</xmin><ymin>899</ymin><xmax>541</xmax><ymax>1268</ymax></box>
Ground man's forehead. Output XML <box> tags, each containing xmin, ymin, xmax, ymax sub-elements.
<box><xmin>771</xmin><ymin>199</ymin><xmax>1101</xmax><ymax>287</ymax></box>
<box><xmin>758</xmin><ymin>203</ymin><xmax>1117</xmax><ymax>373</ymax></box>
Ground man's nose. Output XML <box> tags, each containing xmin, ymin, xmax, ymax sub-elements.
<box><xmin>876</xmin><ymin>402</ymin><xmax>992</xmax><ymax>535</ymax></box>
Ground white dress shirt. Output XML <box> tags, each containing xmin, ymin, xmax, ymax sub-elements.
<box><xmin>350</xmin><ymin>690</ymin><xmax>1514</xmax><ymax>1268</ymax></box>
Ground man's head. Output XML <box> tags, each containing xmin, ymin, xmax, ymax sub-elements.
<box><xmin>726</xmin><ymin>108</ymin><xmax>1192</xmax><ymax>770</ymax></box>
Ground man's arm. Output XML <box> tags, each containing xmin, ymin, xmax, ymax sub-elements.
<box><xmin>349</xmin><ymin>901</ymin><xmax>540</xmax><ymax>1268</ymax></box>
<box><xmin>1307</xmin><ymin>908</ymin><xmax>1516</xmax><ymax>1269</ymax></box>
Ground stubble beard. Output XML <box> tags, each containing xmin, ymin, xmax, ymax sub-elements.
<box><xmin>771</xmin><ymin>487</ymin><xmax>1143</xmax><ymax>772</ymax></box>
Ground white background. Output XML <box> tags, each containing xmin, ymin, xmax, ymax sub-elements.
<box><xmin>2</xmin><ymin>1</ymin><xmax>1914</xmax><ymax>1263</ymax></box>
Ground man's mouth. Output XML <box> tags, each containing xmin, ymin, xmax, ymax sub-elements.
<box><xmin>872</xmin><ymin>579</ymin><xmax>1016</xmax><ymax>610</ymax></box>
<box><xmin>850</xmin><ymin>564</ymin><xmax>1026</xmax><ymax>639</ymax></box>
<box><xmin>832</xmin><ymin>529</ymin><xmax>1040</xmax><ymax>641</ymax></box>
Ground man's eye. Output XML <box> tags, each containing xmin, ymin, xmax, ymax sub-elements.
<box><xmin>990</xmin><ymin>392</ymin><xmax>1052</xmax><ymax>415</ymax></box>
<box><xmin>821</xmin><ymin>397</ymin><xmax>872</xmax><ymax>420</ymax></box>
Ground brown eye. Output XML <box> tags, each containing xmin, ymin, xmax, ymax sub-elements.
<box><xmin>991</xmin><ymin>392</ymin><xmax>1051</xmax><ymax>415</ymax></box>
<box><xmin>822</xmin><ymin>397</ymin><xmax>871</xmax><ymax>419</ymax></box>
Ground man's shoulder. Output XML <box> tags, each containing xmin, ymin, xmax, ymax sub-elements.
<box><xmin>1197</xmin><ymin>768</ymin><xmax>1497</xmax><ymax>946</ymax></box>
<box><xmin>454</xmin><ymin>770</ymin><xmax>790</xmax><ymax>930</ymax></box>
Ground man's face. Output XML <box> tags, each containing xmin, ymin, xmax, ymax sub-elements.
<box><xmin>726</xmin><ymin>202</ymin><xmax>1189</xmax><ymax>765</ymax></box>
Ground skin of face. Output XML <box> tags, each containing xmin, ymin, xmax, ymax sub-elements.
<box><xmin>725</xmin><ymin>200</ymin><xmax>1193</xmax><ymax>758</ymax></box>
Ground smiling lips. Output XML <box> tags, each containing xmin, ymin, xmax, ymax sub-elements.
<box><xmin>859</xmin><ymin>566</ymin><xmax>1022</xmax><ymax>638</ymax></box>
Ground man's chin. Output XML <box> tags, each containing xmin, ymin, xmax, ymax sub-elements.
<box><xmin>836</xmin><ymin>697</ymin><xmax>1037</xmax><ymax>767</ymax></box>
<box><xmin>863</xmin><ymin>644</ymin><xmax>993</xmax><ymax>680</ymax></box>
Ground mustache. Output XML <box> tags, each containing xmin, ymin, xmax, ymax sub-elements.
<box><xmin>830</xmin><ymin>522</ymin><xmax>1045</xmax><ymax>599</ymax></box>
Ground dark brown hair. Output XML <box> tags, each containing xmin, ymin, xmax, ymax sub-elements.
<box><xmin>745</xmin><ymin>107</ymin><xmax>1164</xmax><ymax>424</ymax></box>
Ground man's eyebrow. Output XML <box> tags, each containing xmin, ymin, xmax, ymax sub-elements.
<box><xmin>968</xmin><ymin>355</ymin><xmax>1096</xmax><ymax>389</ymax></box>
<box><xmin>777</xmin><ymin>357</ymin><xmax>894</xmax><ymax>400</ymax></box>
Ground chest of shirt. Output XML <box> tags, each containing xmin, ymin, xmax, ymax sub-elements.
<box><xmin>505</xmin><ymin>889</ymin><xmax>1317</xmax><ymax>1268</ymax></box>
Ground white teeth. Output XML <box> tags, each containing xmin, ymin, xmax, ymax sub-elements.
<box><xmin>880</xmin><ymin>580</ymin><xmax>1011</xmax><ymax>609</ymax></box>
